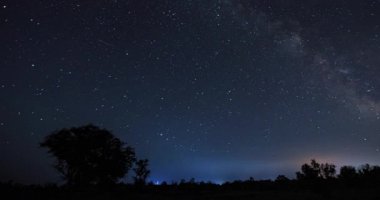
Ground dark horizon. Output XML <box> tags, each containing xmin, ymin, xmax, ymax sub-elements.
<box><xmin>2</xmin><ymin>155</ymin><xmax>380</xmax><ymax>185</ymax></box>
<box><xmin>2</xmin><ymin>0</ymin><xmax>380</xmax><ymax>185</ymax></box>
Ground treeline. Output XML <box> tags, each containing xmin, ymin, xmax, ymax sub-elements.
<box><xmin>294</xmin><ymin>159</ymin><xmax>380</xmax><ymax>187</ymax></box>
<box><xmin>154</xmin><ymin>159</ymin><xmax>380</xmax><ymax>188</ymax></box>
<box><xmin>3</xmin><ymin>159</ymin><xmax>380</xmax><ymax>200</ymax></box>
<box><xmin>3</xmin><ymin>124</ymin><xmax>380</xmax><ymax>199</ymax></box>
<box><xmin>3</xmin><ymin>159</ymin><xmax>380</xmax><ymax>188</ymax></box>
<box><xmin>34</xmin><ymin>124</ymin><xmax>380</xmax><ymax>188</ymax></box>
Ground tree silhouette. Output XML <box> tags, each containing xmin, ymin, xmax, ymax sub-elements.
<box><xmin>40</xmin><ymin>124</ymin><xmax>136</xmax><ymax>186</ymax></box>
<box><xmin>320</xmin><ymin>163</ymin><xmax>336</xmax><ymax>179</ymax></box>
<box><xmin>357</xmin><ymin>164</ymin><xmax>380</xmax><ymax>185</ymax></box>
<box><xmin>296</xmin><ymin>159</ymin><xmax>321</xmax><ymax>180</ymax></box>
<box><xmin>296</xmin><ymin>159</ymin><xmax>336</xmax><ymax>181</ymax></box>
<box><xmin>133</xmin><ymin>159</ymin><xmax>150</xmax><ymax>186</ymax></box>
<box><xmin>339</xmin><ymin>166</ymin><xmax>357</xmax><ymax>180</ymax></box>
<box><xmin>358</xmin><ymin>164</ymin><xmax>372</xmax><ymax>178</ymax></box>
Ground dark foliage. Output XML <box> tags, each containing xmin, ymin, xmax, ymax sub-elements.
<box><xmin>275</xmin><ymin>175</ymin><xmax>290</xmax><ymax>182</ymax></box>
<box><xmin>339</xmin><ymin>166</ymin><xmax>357</xmax><ymax>182</ymax></box>
<box><xmin>296</xmin><ymin>159</ymin><xmax>336</xmax><ymax>181</ymax></box>
<box><xmin>133</xmin><ymin>159</ymin><xmax>150</xmax><ymax>186</ymax></box>
<box><xmin>40</xmin><ymin>124</ymin><xmax>136</xmax><ymax>186</ymax></box>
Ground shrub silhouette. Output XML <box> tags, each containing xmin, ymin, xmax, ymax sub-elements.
<box><xmin>275</xmin><ymin>175</ymin><xmax>289</xmax><ymax>182</ymax></box>
<box><xmin>40</xmin><ymin>124</ymin><xmax>136</xmax><ymax>186</ymax></box>
<box><xmin>133</xmin><ymin>159</ymin><xmax>150</xmax><ymax>186</ymax></box>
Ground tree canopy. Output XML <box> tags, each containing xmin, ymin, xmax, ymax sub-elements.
<box><xmin>40</xmin><ymin>124</ymin><xmax>135</xmax><ymax>186</ymax></box>
<box><xmin>296</xmin><ymin>159</ymin><xmax>336</xmax><ymax>180</ymax></box>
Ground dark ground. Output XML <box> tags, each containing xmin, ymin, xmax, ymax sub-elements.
<box><xmin>2</xmin><ymin>180</ymin><xmax>380</xmax><ymax>200</ymax></box>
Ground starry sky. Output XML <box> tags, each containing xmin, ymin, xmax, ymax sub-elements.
<box><xmin>2</xmin><ymin>0</ymin><xmax>380</xmax><ymax>184</ymax></box>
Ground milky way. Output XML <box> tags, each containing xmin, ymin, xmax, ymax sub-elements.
<box><xmin>1</xmin><ymin>0</ymin><xmax>380</xmax><ymax>184</ymax></box>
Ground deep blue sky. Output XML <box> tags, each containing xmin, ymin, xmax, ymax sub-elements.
<box><xmin>2</xmin><ymin>0</ymin><xmax>380</xmax><ymax>184</ymax></box>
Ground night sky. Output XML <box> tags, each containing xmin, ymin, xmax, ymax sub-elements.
<box><xmin>2</xmin><ymin>0</ymin><xmax>380</xmax><ymax>184</ymax></box>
